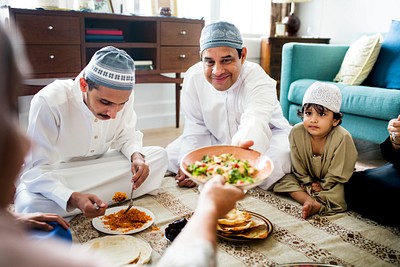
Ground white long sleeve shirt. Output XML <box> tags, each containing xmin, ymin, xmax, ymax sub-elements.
<box><xmin>18</xmin><ymin>74</ymin><xmax>144</xmax><ymax>211</ymax></box>
<box><xmin>177</xmin><ymin>61</ymin><xmax>292</xmax><ymax>162</ymax></box>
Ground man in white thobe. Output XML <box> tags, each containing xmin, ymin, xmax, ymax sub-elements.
<box><xmin>15</xmin><ymin>46</ymin><xmax>168</xmax><ymax>218</ymax></box>
<box><xmin>166</xmin><ymin>21</ymin><xmax>292</xmax><ymax>190</ymax></box>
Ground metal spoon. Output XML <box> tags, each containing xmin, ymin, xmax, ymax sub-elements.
<box><xmin>123</xmin><ymin>182</ymin><xmax>135</xmax><ymax>214</ymax></box>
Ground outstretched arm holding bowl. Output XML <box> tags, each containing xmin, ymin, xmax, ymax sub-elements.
<box><xmin>157</xmin><ymin>175</ymin><xmax>245</xmax><ymax>267</ymax></box>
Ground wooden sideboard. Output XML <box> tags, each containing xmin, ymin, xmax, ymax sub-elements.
<box><xmin>0</xmin><ymin>7</ymin><xmax>204</xmax><ymax>127</ymax></box>
<box><xmin>260</xmin><ymin>36</ymin><xmax>330</xmax><ymax>98</ymax></box>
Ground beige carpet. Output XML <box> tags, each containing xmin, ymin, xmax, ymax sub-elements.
<box><xmin>70</xmin><ymin>174</ymin><xmax>400</xmax><ymax>267</ymax></box>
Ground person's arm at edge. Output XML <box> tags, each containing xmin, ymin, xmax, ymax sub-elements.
<box><xmin>381</xmin><ymin>115</ymin><xmax>400</xmax><ymax>167</ymax></box>
<box><xmin>157</xmin><ymin>175</ymin><xmax>244</xmax><ymax>267</ymax></box>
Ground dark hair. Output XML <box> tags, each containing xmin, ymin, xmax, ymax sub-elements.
<box><xmin>82</xmin><ymin>75</ymin><xmax>99</xmax><ymax>91</ymax></box>
<box><xmin>297</xmin><ymin>103</ymin><xmax>343</xmax><ymax>126</ymax></box>
<box><xmin>236</xmin><ymin>49</ymin><xmax>243</xmax><ymax>59</ymax></box>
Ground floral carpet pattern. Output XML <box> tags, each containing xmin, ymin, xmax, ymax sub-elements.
<box><xmin>71</xmin><ymin>175</ymin><xmax>400</xmax><ymax>267</ymax></box>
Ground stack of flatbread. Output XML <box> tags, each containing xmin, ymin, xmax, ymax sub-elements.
<box><xmin>83</xmin><ymin>235</ymin><xmax>152</xmax><ymax>266</ymax></box>
<box><xmin>217</xmin><ymin>209</ymin><xmax>270</xmax><ymax>240</ymax></box>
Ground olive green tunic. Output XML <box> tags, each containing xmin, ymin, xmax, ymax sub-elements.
<box><xmin>273</xmin><ymin>123</ymin><xmax>358</xmax><ymax>215</ymax></box>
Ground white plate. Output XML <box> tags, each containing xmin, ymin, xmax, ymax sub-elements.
<box><xmin>84</xmin><ymin>235</ymin><xmax>152</xmax><ymax>266</ymax></box>
<box><xmin>92</xmin><ymin>206</ymin><xmax>155</xmax><ymax>235</ymax></box>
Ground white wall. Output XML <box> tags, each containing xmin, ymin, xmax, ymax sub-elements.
<box><xmin>298</xmin><ymin>0</ymin><xmax>400</xmax><ymax>44</ymax></box>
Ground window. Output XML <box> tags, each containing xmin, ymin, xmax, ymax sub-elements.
<box><xmin>177</xmin><ymin>0</ymin><xmax>271</xmax><ymax>36</ymax></box>
<box><xmin>135</xmin><ymin>0</ymin><xmax>271</xmax><ymax>36</ymax></box>
<box><xmin>217</xmin><ymin>0</ymin><xmax>270</xmax><ymax>36</ymax></box>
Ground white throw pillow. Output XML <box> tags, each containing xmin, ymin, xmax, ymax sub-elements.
<box><xmin>334</xmin><ymin>33</ymin><xmax>382</xmax><ymax>85</ymax></box>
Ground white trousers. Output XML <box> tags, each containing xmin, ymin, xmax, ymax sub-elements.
<box><xmin>15</xmin><ymin>147</ymin><xmax>168</xmax><ymax>218</ymax></box>
<box><xmin>166</xmin><ymin>133</ymin><xmax>291</xmax><ymax>190</ymax></box>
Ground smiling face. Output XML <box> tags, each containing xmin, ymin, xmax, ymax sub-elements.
<box><xmin>302</xmin><ymin>105</ymin><xmax>340</xmax><ymax>138</ymax></box>
<box><xmin>201</xmin><ymin>46</ymin><xmax>247</xmax><ymax>91</ymax></box>
<box><xmin>80</xmin><ymin>77</ymin><xmax>132</xmax><ymax>120</ymax></box>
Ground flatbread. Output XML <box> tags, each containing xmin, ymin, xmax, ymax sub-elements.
<box><xmin>218</xmin><ymin>209</ymin><xmax>252</xmax><ymax>226</ymax></box>
<box><xmin>217</xmin><ymin>219</ymin><xmax>263</xmax><ymax>232</ymax></box>
<box><xmin>220</xmin><ymin>224</ymin><xmax>269</xmax><ymax>239</ymax></box>
<box><xmin>84</xmin><ymin>235</ymin><xmax>152</xmax><ymax>266</ymax></box>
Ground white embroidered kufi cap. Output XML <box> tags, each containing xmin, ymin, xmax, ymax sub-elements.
<box><xmin>200</xmin><ymin>21</ymin><xmax>243</xmax><ymax>53</ymax></box>
<box><xmin>85</xmin><ymin>46</ymin><xmax>135</xmax><ymax>90</ymax></box>
<box><xmin>302</xmin><ymin>81</ymin><xmax>342</xmax><ymax>113</ymax></box>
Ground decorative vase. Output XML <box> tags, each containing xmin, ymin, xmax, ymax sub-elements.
<box><xmin>159</xmin><ymin>7</ymin><xmax>172</xmax><ymax>16</ymax></box>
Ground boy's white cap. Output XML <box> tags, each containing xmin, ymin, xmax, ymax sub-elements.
<box><xmin>302</xmin><ymin>82</ymin><xmax>342</xmax><ymax>113</ymax></box>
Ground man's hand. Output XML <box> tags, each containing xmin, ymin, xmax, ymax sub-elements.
<box><xmin>237</xmin><ymin>139</ymin><xmax>254</xmax><ymax>149</ymax></box>
<box><xmin>130</xmin><ymin>152</ymin><xmax>149</xmax><ymax>189</ymax></box>
<box><xmin>67</xmin><ymin>192</ymin><xmax>106</xmax><ymax>218</ymax></box>
<box><xmin>175</xmin><ymin>168</ymin><xmax>197</xmax><ymax>188</ymax></box>
<box><xmin>14</xmin><ymin>212</ymin><xmax>70</xmax><ymax>231</ymax></box>
<box><xmin>198</xmin><ymin>175</ymin><xmax>245</xmax><ymax>219</ymax></box>
<box><xmin>388</xmin><ymin>115</ymin><xmax>400</xmax><ymax>148</ymax></box>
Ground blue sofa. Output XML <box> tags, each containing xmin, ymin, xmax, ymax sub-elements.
<box><xmin>279</xmin><ymin>42</ymin><xmax>400</xmax><ymax>144</ymax></box>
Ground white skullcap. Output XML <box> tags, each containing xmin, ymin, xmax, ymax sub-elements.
<box><xmin>302</xmin><ymin>82</ymin><xmax>342</xmax><ymax>113</ymax></box>
<box><xmin>200</xmin><ymin>21</ymin><xmax>243</xmax><ymax>53</ymax></box>
<box><xmin>85</xmin><ymin>46</ymin><xmax>135</xmax><ymax>90</ymax></box>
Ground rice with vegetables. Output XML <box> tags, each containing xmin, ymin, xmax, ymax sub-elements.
<box><xmin>186</xmin><ymin>153</ymin><xmax>258</xmax><ymax>185</ymax></box>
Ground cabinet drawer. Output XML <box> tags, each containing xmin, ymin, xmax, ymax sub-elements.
<box><xmin>25</xmin><ymin>45</ymin><xmax>81</xmax><ymax>74</ymax></box>
<box><xmin>160</xmin><ymin>22</ymin><xmax>203</xmax><ymax>46</ymax></box>
<box><xmin>160</xmin><ymin>47</ymin><xmax>200</xmax><ymax>70</ymax></box>
<box><xmin>16</xmin><ymin>14</ymin><xmax>80</xmax><ymax>45</ymax></box>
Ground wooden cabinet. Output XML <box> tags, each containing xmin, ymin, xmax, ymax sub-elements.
<box><xmin>160</xmin><ymin>21</ymin><xmax>203</xmax><ymax>46</ymax></box>
<box><xmin>1</xmin><ymin>7</ymin><xmax>204</xmax><ymax>127</ymax></box>
<box><xmin>25</xmin><ymin>45</ymin><xmax>82</xmax><ymax>75</ymax></box>
<box><xmin>11</xmin><ymin>12</ymin><xmax>82</xmax><ymax>77</ymax></box>
<box><xmin>260</xmin><ymin>37</ymin><xmax>330</xmax><ymax>98</ymax></box>
<box><xmin>160</xmin><ymin>21</ymin><xmax>202</xmax><ymax>71</ymax></box>
<box><xmin>15</xmin><ymin>14</ymin><xmax>80</xmax><ymax>44</ymax></box>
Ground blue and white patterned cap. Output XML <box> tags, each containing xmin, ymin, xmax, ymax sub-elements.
<box><xmin>302</xmin><ymin>82</ymin><xmax>342</xmax><ymax>113</ymax></box>
<box><xmin>200</xmin><ymin>21</ymin><xmax>243</xmax><ymax>53</ymax></box>
<box><xmin>85</xmin><ymin>46</ymin><xmax>135</xmax><ymax>90</ymax></box>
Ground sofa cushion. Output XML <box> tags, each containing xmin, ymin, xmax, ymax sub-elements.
<box><xmin>333</xmin><ymin>33</ymin><xmax>381</xmax><ymax>85</ymax></box>
<box><xmin>364</xmin><ymin>20</ymin><xmax>400</xmax><ymax>89</ymax></box>
<box><xmin>288</xmin><ymin>79</ymin><xmax>400</xmax><ymax>120</ymax></box>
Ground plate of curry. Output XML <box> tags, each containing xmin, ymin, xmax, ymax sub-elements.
<box><xmin>92</xmin><ymin>206</ymin><xmax>155</xmax><ymax>235</ymax></box>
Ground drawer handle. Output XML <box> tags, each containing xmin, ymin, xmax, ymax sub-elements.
<box><xmin>49</xmin><ymin>55</ymin><xmax>55</xmax><ymax>59</ymax></box>
<box><xmin>48</xmin><ymin>26</ymin><xmax>54</xmax><ymax>30</ymax></box>
<box><xmin>179</xmin><ymin>54</ymin><xmax>186</xmax><ymax>59</ymax></box>
<box><xmin>179</xmin><ymin>31</ymin><xmax>187</xmax><ymax>35</ymax></box>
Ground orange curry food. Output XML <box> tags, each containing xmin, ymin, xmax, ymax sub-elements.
<box><xmin>112</xmin><ymin>192</ymin><xmax>127</xmax><ymax>202</ymax></box>
<box><xmin>101</xmin><ymin>208</ymin><xmax>152</xmax><ymax>233</ymax></box>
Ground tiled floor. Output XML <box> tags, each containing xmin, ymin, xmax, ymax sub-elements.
<box><xmin>142</xmin><ymin>127</ymin><xmax>387</xmax><ymax>170</ymax></box>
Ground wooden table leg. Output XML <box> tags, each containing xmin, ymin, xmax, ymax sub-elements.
<box><xmin>175</xmin><ymin>73</ymin><xmax>181</xmax><ymax>128</ymax></box>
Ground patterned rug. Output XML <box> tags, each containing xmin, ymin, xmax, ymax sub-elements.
<box><xmin>70</xmin><ymin>175</ymin><xmax>400</xmax><ymax>267</ymax></box>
